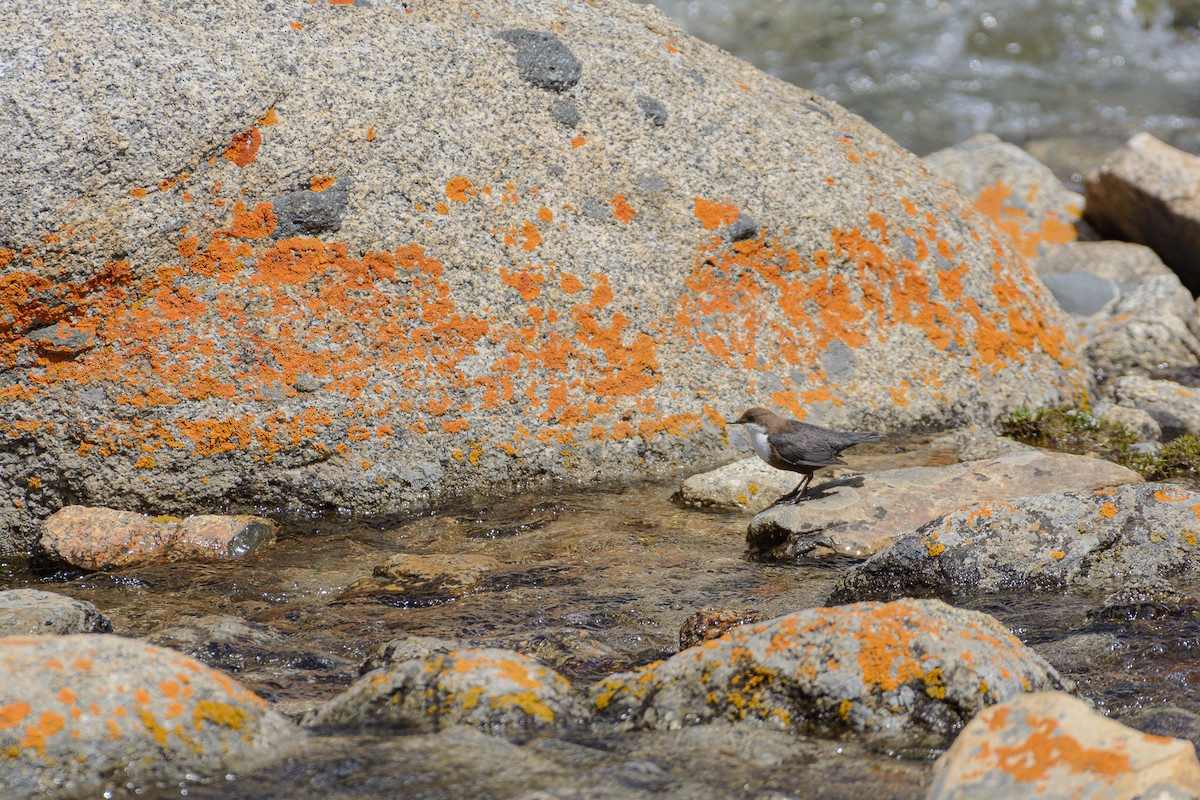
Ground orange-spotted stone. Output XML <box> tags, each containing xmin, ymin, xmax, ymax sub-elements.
<box><xmin>0</xmin><ymin>634</ymin><xmax>296</xmax><ymax>798</ymax></box>
<box><xmin>929</xmin><ymin>691</ymin><xmax>1200</xmax><ymax>799</ymax></box>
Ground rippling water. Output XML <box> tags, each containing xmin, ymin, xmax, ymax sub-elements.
<box><xmin>644</xmin><ymin>0</ymin><xmax>1200</xmax><ymax>156</ymax></box>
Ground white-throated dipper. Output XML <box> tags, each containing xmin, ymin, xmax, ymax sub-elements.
<box><xmin>731</xmin><ymin>407</ymin><xmax>880</xmax><ymax>504</ymax></box>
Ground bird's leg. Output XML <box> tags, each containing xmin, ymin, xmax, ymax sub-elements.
<box><xmin>774</xmin><ymin>472</ymin><xmax>814</xmax><ymax>505</ymax></box>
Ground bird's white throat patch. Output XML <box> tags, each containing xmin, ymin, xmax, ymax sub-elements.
<box><xmin>742</xmin><ymin>423</ymin><xmax>773</xmax><ymax>463</ymax></box>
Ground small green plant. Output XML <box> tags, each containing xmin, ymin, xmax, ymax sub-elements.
<box><xmin>999</xmin><ymin>405</ymin><xmax>1200</xmax><ymax>481</ymax></box>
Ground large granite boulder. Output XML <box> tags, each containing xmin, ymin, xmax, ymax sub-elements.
<box><xmin>0</xmin><ymin>0</ymin><xmax>1085</xmax><ymax>551</ymax></box>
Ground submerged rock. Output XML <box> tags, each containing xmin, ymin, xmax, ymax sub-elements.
<box><xmin>342</xmin><ymin>552</ymin><xmax>503</xmax><ymax>606</ymax></box>
<box><xmin>928</xmin><ymin>691</ymin><xmax>1200</xmax><ymax>800</ymax></box>
<box><xmin>0</xmin><ymin>633</ymin><xmax>298</xmax><ymax>799</ymax></box>
<box><xmin>38</xmin><ymin>505</ymin><xmax>277</xmax><ymax>570</ymax></box>
<box><xmin>304</xmin><ymin>646</ymin><xmax>587</xmax><ymax>733</ymax></box>
<box><xmin>590</xmin><ymin>599</ymin><xmax>1067</xmax><ymax>749</ymax></box>
<box><xmin>0</xmin><ymin>589</ymin><xmax>111</xmax><ymax>636</ymax></box>
<box><xmin>746</xmin><ymin>449</ymin><xmax>1139</xmax><ymax>559</ymax></box>
<box><xmin>0</xmin><ymin>0</ymin><xmax>1084</xmax><ymax>553</ymax></box>
<box><xmin>830</xmin><ymin>484</ymin><xmax>1200</xmax><ymax>603</ymax></box>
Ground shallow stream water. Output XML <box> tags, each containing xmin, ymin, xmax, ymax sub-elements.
<box><xmin>643</xmin><ymin>0</ymin><xmax>1200</xmax><ymax>163</ymax></box>
<box><xmin>6</xmin><ymin>438</ymin><xmax>1200</xmax><ymax>797</ymax></box>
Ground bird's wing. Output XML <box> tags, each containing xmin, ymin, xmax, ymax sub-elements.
<box><xmin>770</xmin><ymin>421</ymin><xmax>845</xmax><ymax>469</ymax></box>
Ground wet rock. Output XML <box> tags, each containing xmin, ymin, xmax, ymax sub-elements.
<box><xmin>1120</xmin><ymin>707</ymin><xmax>1200</xmax><ymax>757</ymax></box>
<box><xmin>0</xmin><ymin>0</ymin><xmax>1086</xmax><ymax>554</ymax></box>
<box><xmin>830</xmin><ymin>484</ymin><xmax>1200</xmax><ymax>603</ymax></box>
<box><xmin>928</xmin><ymin>691</ymin><xmax>1200</xmax><ymax>800</ymax></box>
<box><xmin>0</xmin><ymin>633</ymin><xmax>298</xmax><ymax>798</ymax></box>
<box><xmin>677</xmin><ymin>607</ymin><xmax>764</xmax><ymax>650</ymax></box>
<box><xmin>39</xmin><ymin>505</ymin><xmax>277</xmax><ymax>570</ymax></box>
<box><xmin>747</xmin><ymin>450</ymin><xmax>1140</xmax><ymax>559</ymax></box>
<box><xmin>1085</xmin><ymin>133</ymin><xmax>1200</xmax><ymax>296</ymax></box>
<box><xmin>1089</xmin><ymin>579</ymin><xmax>1200</xmax><ymax>622</ymax></box>
<box><xmin>359</xmin><ymin>635</ymin><xmax>463</xmax><ymax>674</ymax></box>
<box><xmin>0</xmin><ymin>589</ymin><xmax>111</xmax><ymax>635</ymax></box>
<box><xmin>304</xmin><ymin>646</ymin><xmax>587</xmax><ymax>733</ymax></box>
<box><xmin>342</xmin><ymin>552</ymin><xmax>502</xmax><ymax>605</ymax></box>
<box><xmin>591</xmin><ymin>599</ymin><xmax>1067</xmax><ymax>749</ymax></box>
<box><xmin>497</xmin><ymin>29</ymin><xmax>583</xmax><ymax>91</ymax></box>
<box><xmin>924</xmin><ymin>132</ymin><xmax>1081</xmax><ymax>257</ymax></box>
<box><xmin>674</xmin><ymin>457</ymin><xmax>798</xmax><ymax>513</ymax></box>
<box><xmin>1111</xmin><ymin>375</ymin><xmax>1200</xmax><ymax>439</ymax></box>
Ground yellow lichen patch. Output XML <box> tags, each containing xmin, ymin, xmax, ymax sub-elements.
<box><xmin>194</xmin><ymin>700</ymin><xmax>247</xmax><ymax>731</ymax></box>
<box><xmin>139</xmin><ymin>710</ymin><xmax>170</xmax><ymax>745</ymax></box>
<box><xmin>922</xmin><ymin>532</ymin><xmax>946</xmax><ymax>557</ymax></box>
<box><xmin>492</xmin><ymin>690</ymin><xmax>556</xmax><ymax>722</ymax></box>
<box><xmin>1183</xmin><ymin>530</ymin><xmax>1197</xmax><ymax>547</ymax></box>
<box><xmin>923</xmin><ymin>668</ymin><xmax>947</xmax><ymax>700</ymax></box>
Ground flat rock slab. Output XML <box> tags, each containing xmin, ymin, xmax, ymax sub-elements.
<box><xmin>0</xmin><ymin>589</ymin><xmax>111</xmax><ymax>636</ymax></box>
<box><xmin>1085</xmin><ymin>133</ymin><xmax>1200</xmax><ymax>296</ymax></box>
<box><xmin>39</xmin><ymin>505</ymin><xmax>277</xmax><ymax>570</ymax></box>
<box><xmin>304</xmin><ymin>646</ymin><xmax>586</xmax><ymax>733</ymax></box>
<box><xmin>831</xmin><ymin>483</ymin><xmax>1200</xmax><ymax>602</ymax></box>
<box><xmin>0</xmin><ymin>633</ymin><xmax>297</xmax><ymax>799</ymax></box>
<box><xmin>929</xmin><ymin>691</ymin><xmax>1200</xmax><ymax>800</ymax></box>
<box><xmin>590</xmin><ymin>599</ymin><xmax>1067</xmax><ymax>749</ymax></box>
<box><xmin>746</xmin><ymin>449</ymin><xmax>1141</xmax><ymax>559</ymax></box>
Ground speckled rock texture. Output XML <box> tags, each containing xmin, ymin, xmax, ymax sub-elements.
<box><xmin>924</xmin><ymin>133</ymin><xmax>1082</xmax><ymax>258</ymax></box>
<box><xmin>0</xmin><ymin>589</ymin><xmax>111</xmax><ymax>636</ymax></box>
<box><xmin>38</xmin><ymin>505</ymin><xmax>277</xmax><ymax>570</ymax></box>
<box><xmin>830</xmin><ymin>484</ymin><xmax>1200</xmax><ymax>603</ymax></box>
<box><xmin>0</xmin><ymin>0</ymin><xmax>1086</xmax><ymax>553</ymax></box>
<box><xmin>928</xmin><ymin>692</ymin><xmax>1200</xmax><ymax>800</ymax></box>
<box><xmin>1085</xmin><ymin>133</ymin><xmax>1200</xmax><ymax>296</ymax></box>
<box><xmin>0</xmin><ymin>633</ymin><xmax>298</xmax><ymax>799</ymax></box>
<box><xmin>590</xmin><ymin>599</ymin><xmax>1067</xmax><ymax>749</ymax></box>
<box><xmin>303</xmin><ymin>646</ymin><xmax>587</xmax><ymax>733</ymax></box>
<box><xmin>746</xmin><ymin>449</ymin><xmax>1140</xmax><ymax>559</ymax></box>
<box><xmin>1111</xmin><ymin>376</ymin><xmax>1200</xmax><ymax>439</ymax></box>
<box><xmin>673</xmin><ymin>456</ymin><xmax>799</xmax><ymax>513</ymax></box>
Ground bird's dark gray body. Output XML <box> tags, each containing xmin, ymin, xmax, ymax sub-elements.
<box><xmin>732</xmin><ymin>407</ymin><xmax>880</xmax><ymax>504</ymax></box>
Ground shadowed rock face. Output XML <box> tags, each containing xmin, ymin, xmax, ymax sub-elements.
<box><xmin>0</xmin><ymin>0</ymin><xmax>1084</xmax><ymax>551</ymax></box>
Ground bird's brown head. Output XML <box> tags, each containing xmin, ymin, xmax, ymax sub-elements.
<box><xmin>732</xmin><ymin>407</ymin><xmax>780</xmax><ymax>428</ymax></box>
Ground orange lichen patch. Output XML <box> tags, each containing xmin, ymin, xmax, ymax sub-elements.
<box><xmin>538</xmin><ymin>206</ymin><xmax>554</xmax><ymax>223</ymax></box>
<box><xmin>610</xmin><ymin>194</ymin><xmax>637</xmax><ymax>224</ymax></box>
<box><xmin>1099</xmin><ymin>502</ymin><xmax>1118</xmax><ymax>519</ymax></box>
<box><xmin>445</xmin><ymin>176</ymin><xmax>475</xmax><ymax>203</ymax></box>
<box><xmin>693</xmin><ymin>197</ymin><xmax>740</xmax><ymax>230</ymax></box>
<box><xmin>970</xmin><ymin>182</ymin><xmax>1077</xmax><ymax>258</ymax></box>
<box><xmin>441</xmin><ymin>418</ymin><xmax>470</xmax><ymax>434</ymax></box>
<box><xmin>499</xmin><ymin>267</ymin><xmax>545</xmax><ymax>301</ymax></box>
<box><xmin>853</xmin><ymin>605</ymin><xmax>928</xmax><ymax>693</ymax></box>
<box><xmin>978</xmin><ymin>712</ymin><xmax>1132</xmax><ymax>781</ymax></box>
<box><xmin>194</xmin><ymin>700</ymin><xmax>247</xmax><ymax>731</ymax></box>
<box><xmin>258</xmin><ymin>107</ymin><xmax>278</xmax><ymax>126</ymax></box>
<box><xmin>129</xmin><ymin>187</ymin><xmax>148</xmax><ymax>200</ymax></box>
<box><xmin>0</xmin><ymin>702</ymin><xmax>31</xmax><ymax>729</ymax></box>
<box><xmin>228</xmin><ymin>200</ymin><xmax>277</xmax><ymax>240</ymax></box>
<box><xmin>570</xmin><ymin>135</ymin><xmax>586</xmax><ymax>148</ymax></box>
<box><xmin>520</xmin><ymin>220</ymin><xmax>543</xmax><ymax>251</ymax></box>
<box><xmin>1155</xmin><ymin>488</ymin><xmax>1188</xmax><ymax>503</ymax></box>
<box><xmin>222</xmin><ymin>126</ymin><xmax>262</xmax><ymax>168</ymax></box>
<box><xmin>310</xmin><ymin>175</ymin><xmax>336</xmax><ymax>192</ymax></box>
<box><xmin>366</xmin><ymin>126</ymin><xmax>377</xmax><ymax>141</ymax></box>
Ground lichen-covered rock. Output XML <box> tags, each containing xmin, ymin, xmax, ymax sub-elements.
<box><xmin>304</xmin><ymin>647</ymin><xmax>587</xmax><ymax>733</ymax></box>
<box><xmin>928</xmin><ymin>692</ymin><xmax>1200</xmax><ymax>800</ymax></box>
<box><xmin>0</xmin><ymin>589</ymin><xmax>111</xmax><ymax>636</ymax></box>
<box><xmin>747</xmin><ymin>449</ymin><xmax>1140</xmax><ymax>559</ymax></box>
<box><xmin>0</xmin><ymin>634</ymin><xmax>298</xmax><ymax>799</ymax></box>
<box><xmin>673</xmin><ymin>457</ymin><xmax>799</xmax><ymax>513</ymax></box>
<box><xmin>924</xmin><ymin>133</ymin><xmax>1082</xmax><ymax>258</ymax></box>
<box><xmin>590</xmin><ymin>599</ymin><xmax>1067</xmax><ymax>749</ymax></box>
<box><xmin>830</xmin><ymin>484</ymin><xmax>1200</xmax><ymax>603</ymax></box>
<box><xmin>0</xmin><ymin>0</ymin><xmax>1085</xmax><ymax>553</ymax></box>
<box><xmin>38</xmin><ymin>505</ymin><xmax>277</xmax><ymax>570</ymax></box>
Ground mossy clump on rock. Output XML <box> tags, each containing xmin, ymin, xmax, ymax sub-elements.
<box><xmin>1000</xmin><ymin>405</ymin><xmax>1200</xmax><ymax>481</ymax></box>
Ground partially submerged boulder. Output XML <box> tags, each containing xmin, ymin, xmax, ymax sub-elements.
<box><xmin>830</xmin><ymin>483</ymin><xmax>1200</xmax><ymax>602</ymax></box>
<box><xmin>0</xmin><ymin>634</ymin><xmax>298</xmax><ymax>798</ymax></box>
<box><xmin>0</xmin><ymin>0</ymin><xmax>1084</xmax><ymax>552</ymax></box>
<box><xmin>590</xmin><ymin>599</ymin><xmax>1067</xmax><ymax>749</ymax></box>
<box><xmin>38</xmin><ymin>505</ymin><xmax>277</xmax><ymax>570</ymax></box>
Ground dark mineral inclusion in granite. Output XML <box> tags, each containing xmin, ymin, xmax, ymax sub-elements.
<box><xmin>498</xmin><ymin>29</ymin><xmax>582</xmax><ymax>92</ymax></box>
